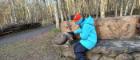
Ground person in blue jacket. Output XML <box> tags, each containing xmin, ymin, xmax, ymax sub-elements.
<box><xmin>72</xmin><ymin>12</ymin><xmax>97</xmax><ymax>60</ymax></box>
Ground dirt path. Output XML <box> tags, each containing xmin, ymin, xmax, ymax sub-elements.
<box><xmin>0</xmin><ymin>24</ymin><xmax>54</xmax><ymax>46</ymax></box>
<box><xmin>0</xmin><ymin>24</ymin><xmax>74</xmax><ymax>60</ymax></box>
<box><xmin>0</xmin><ymin>24</ymin><xmax>69</xmax><ymax>60</ymax></box>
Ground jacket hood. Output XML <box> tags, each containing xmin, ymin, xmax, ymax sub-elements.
<box><xmin>83</xmin><ymin>16</ymin><xmax>94</xmax><ymax>25</ymax></box>
<box><xmin>75</xmin><ymin>16</ymin><xmax>94</xmax><ymax>26</ymax></box>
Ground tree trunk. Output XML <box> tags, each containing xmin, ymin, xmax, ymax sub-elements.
<box><xmin>139</xmin><ymin>0</ymin><xmax>140</xmax><ymax>6</ymax></box>
<box><xmin>124</xmin><ymin>0</ymin><xmax>130</xmax><ymax>16</ymax></box>
<box><xmin>96</xmin><ymin>0</ymin><xmax>100</xmax><ymax>18</ymax></box>
<box><xmin>100</xmin><ymin>0</ymin><xmax>106</xmax><ymax>18</ymax></box>
<box><xmin>115</xmin><ymin>0</ymin><xmax>118</xmax><ymax>16</ymax></box>
<box><xmin>130</xmin><ymin>0</ymin><xmax>136</xmax><ymax>15</ymax></box>
<box><xmin>11</xmin><ymin>0</ymin><xmax>17</xmax><ymax>24</ymax></box>
<box><xmin>120</xmin><ymin>0</ymin><xmax>124</xmax><ymax>16</ymax></box>
<box><xmin>54</xmin><ymin>1</ymin><xmax>59</xmax><ymax>29</ymax></box>
<box><xmin>57</xmin><ymin>0</ymin><xmax>64</xmax><ymax>22</ymax></box>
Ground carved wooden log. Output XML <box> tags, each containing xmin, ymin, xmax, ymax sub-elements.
<box><xmin>96</xmin><ymin>16</ymin><xmax>139</xmax><ymax>39</ymax></box>
<box><xmin>61</xmin><ymin>16</ymin><xmax>140</xmax><ymax>39</ymax></box>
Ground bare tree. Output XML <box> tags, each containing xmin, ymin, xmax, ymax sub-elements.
<box><xmin>115</xmin><ymin>0</ymin><xmax>118</xmax><ymax>16</ymax></box>
<box><xmin>100</xmin><ymin>0</ymin><xmax>107</xmax><ymax>18</ymax></box>
<box><xmin>120</xmin><ymin>0</ymin><xmax>124</xmax><ymax>16</ymax></box>
<box><xmin>130</xmin><ymin>0</ymin><xmax>136</xmax><ymax>15</ymax></box>
<box><xmin>57</xmin><ymin>0</ymin><xmax>64</xmax><ymax>22</ymax></box>
<box><xmin>124</xmin><ymin>0</ymin><xmax>131</xmax><ymax>16</ymax></box>
<box><xmin>54</xmin><ymin>0</ymin><xmax>59</xmax><ymax>29</ymax></box>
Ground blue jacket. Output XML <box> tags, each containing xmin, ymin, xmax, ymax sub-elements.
<box><xmin>74</xmin><ymin>16</ymin><xmax>97</xmax><ymax>50</ymax></box>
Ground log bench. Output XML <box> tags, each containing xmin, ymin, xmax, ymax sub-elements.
<box><xmin>60</xmin><ymin>39</ymin><xmax>140</xmax><ymax>60</ymax></box>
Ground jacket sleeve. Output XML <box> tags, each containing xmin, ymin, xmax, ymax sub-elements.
<box><xmin>80</xmin><ymin>24</ymin><xmax>92</xmax><ymax>40</ymax></box>
<box><xmin>74</xmin><ymin>28</ymin><xmax>81</xmax><ymax>34</ymax></box>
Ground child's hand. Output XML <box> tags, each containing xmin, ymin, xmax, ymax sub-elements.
<box><xmin>63</xmin><ymin>45</ymin><xmax>69</xmax><ymax>48</ymax></box>
<box><xmin>63</xmin><ymin>42</ymin><xmax>71</xmax><ymax>48</ymax></box>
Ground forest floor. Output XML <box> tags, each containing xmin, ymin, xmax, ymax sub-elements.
<box><xmin>0</xmin><ymin>25</ymin><xmax>67</xmax><ymax>60</ymax></box>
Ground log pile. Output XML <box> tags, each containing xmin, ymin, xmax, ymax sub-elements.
<box><xmin>0</xmin><ymin>23</ymin><xmax>41</xmax><ymax>36</ymax></box>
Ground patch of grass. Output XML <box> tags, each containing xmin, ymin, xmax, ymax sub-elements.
<box><xmin>52</xmin><ymin>28</ymin><xmax>61</xmax><ymax>33</ymax></box>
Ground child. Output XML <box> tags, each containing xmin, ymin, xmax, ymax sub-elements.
<box><xmin>72</xmin><ymin>12</ymin><xmax>97</xmax><ymax>60</ymax></box>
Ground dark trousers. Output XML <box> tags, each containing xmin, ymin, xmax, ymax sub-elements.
<box><xmin>73</xmin><ymin>42</ymin><xmax>88</xmax><ymax>60</ymax></box>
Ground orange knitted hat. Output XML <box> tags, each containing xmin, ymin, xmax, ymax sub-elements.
<box><xmin>73</xmin><ymin>12</ymin><xmax>82</xmax><ymax>22</ymax></box>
